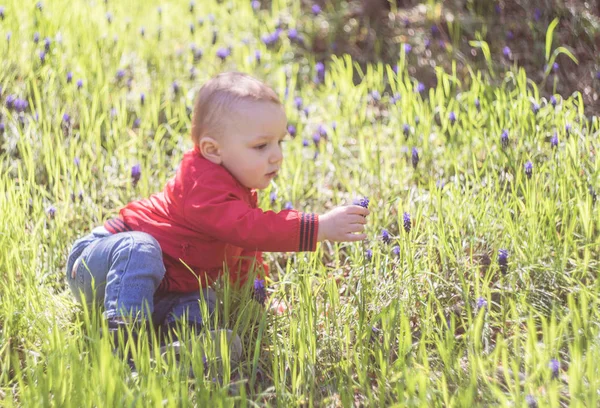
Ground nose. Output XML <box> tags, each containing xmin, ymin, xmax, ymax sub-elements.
<box><xmin>270</xmin><ymin>144</ymin><xmax>283</xmax><ymax>164</ymax></box>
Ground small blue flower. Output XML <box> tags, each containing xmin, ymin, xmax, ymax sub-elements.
<box><xmin>404</xmin><ymin>43</ymin><xmax>412</xmax><ymax>53</ymax></box>
<box><xmin>524</xmin><ymin>161</ymin><xmax>533</xmax><ymax>179</ymax></box>
<box><xmin>506</xmin><ymin>30</ymin><xmax>514</xmax><ymax>40</ymax></box>
<box><xmin>498</xmin><ymin>249</ymin><xmax>508</xmax><ymax>274</ymax></box>
<box><xmin>370</xmin><ymin>90</ymin><xmax>381</xmax><ymax>101</ymax></box>
<box><xmin>532</xmin><ymin>102</ymin><xmax>540</xmax><ymax>114</ymax></box>
<box><xmin>365</xmin><ymin>249</ymin><xmax>373</xmax><ymax>261</ymax></box>
<box><xmin>503</xmin><ymin>46</ymin><xmax>511</xmax><ymax>58</ymax></box>
<box><xmin>133</xmin><ymin>118</ymin><xmax>141</xmax><ymax>128</ymax></box>
<box><xmin>431</xmin><ymin>25</ymin><xmax>439</xmax><ymax>37</ymax></box>
<box><xmin>74</xmin><ymin>157</ymin><xmax>80</xmax><ymax>166</ymax></box>
<box><xmin>252</xmin><ymin>278</ymin><xmax>267</xmax><ymax>305</ymax></box>
<box><xmin>0</xmin><ymin>122</ymin><xmax>5</xmax><ymax>133</ymax></box>
<box><xmin>474</xmin><ymin>98</ymin><xmax>480</xmax><ymax>110</ymax></box>
<box><xmin>294</xmin><ymin>96</ymin><xmax>303</xmax><ymax>110</ymax></box>
<box><xmin>66</xmin><ymin>71</ymin><xmax>72</xmax><ymax>83</ymax></box>
<box><xmin>416</xmin><ymin>82</ymin><xmax>425</xmax><ymax>93</ymax></box>
<box><xmin>565</xmin><ymin>123</ymin><xmax>571</xmax><ymax>135</ymax></box>
<box><xmin>76</xmin><ymin>79</ymin><xmax>83</xmax><ymax>89</ymax></box>
<box><xmin>288</xmin><ymin>28</ymin><xmax>298</xmax><ymax>41</ymax></box>
<box><xmin>501</xmin><ymin>129</ymin><xmax>509</xmax><ymax>148</ymax></box>
<box><xmin>251</xmin><ymin>0</ymin><xmax>260</xmax><ymax>10</ymax></box>
<box><xmin>172</xmin><ymin>81</ymin><xmax>180</xmax><ymax>94</ymax></box>
<box><xmin>403</xmin><ymin>124</ymin><xmax>410</xmax><ymax>137</ymax></box>
<box><xmin>255</xmin><ymin>50</ymin><xmax>261</xmax><ymax>63</ymax></box>
<box><xmin>550</xmin><ymin>133</ymin><xmax>558</xmax><ymax>148</ymax></box>
<box><xmin>62</xmin><ymin>113</ymin><xmax>70</xmax><ymax>124</ymax></box>
<box><xmin>549</xmin><ymin>359</ymin><xmax>560</xmax><ymax>379</ymax></box>
<box><xmin>526</xmin><ymin>394</ymin><xmax>538</xmax><ymax>408</ymax></box>
<box><xmin>216</xmin><ymin>47</ymin><xmax>230</xmax><ymax>60</ymax></box>
<box><xmin>106</xmin><ymin>12</ymin><xmax>113</xmax><ymax>23</ymax></box>
<box><xmin>287</xmin><ymin>124</ymin><xmax>296</xmax><ymax>137</ymax></box>
<box><xmin>46</xmin><ymin>205</ymin><xmax>56</xmax><ymax>219</ymax></box>
<box><xmin>353</xmin><ymin>197</ymin><xmax>369</xmax><ymax>209</ymax></box>
<box><xmin>534</xmin><ymin>8</ymin><xmax>541</xmax><ymax>21</ymax></box>
<box><xmin>318</xmin><ymin>124</ymin><xmax>327</xmax><ymax>137</ymax></box>
<box><xmin>381</xmin><ymin>229</ymin><xmax>390</xmax><ymax>244</ymax></box>
<box><xmin>552</xmin><ymin>62</ymin><xmax>559</xmax><ymax>72</ymax></box>
<box><xmin>131</xmin><ymin>164</ymin><xmax>141</xmax><ymax>184</ymax></box>
<box><xmin>392</xmin><ymin>245</ymin><xmax>400</xmax><ymax>256</ymax></box>
<box><xmin>189</xmin><ymin>0</ymin><xmax>195</xmax><ymax>12</ymax></box>
<box><xmin>43</xmin><ymin>37</ymin><xmax>50</xmax><ymax>52</ymax></box>
<box><xmin>284</xmin><ymin>201</ymin><xmax>293</xmax><ymax>210</ymax></box>
<box><xmin>476</xmin><ymin>297</ymin><xmax>488</xmax><ymax>311</ymax></box>
<box><xmin>312</xmin><ymin>132</ymin><xmax>321</xmax><ymax>145</ymax></box>
<box><xmin>302</xmin><ymin>139</ymin><xmax>309</xmax><ymax>147</ymax></box>
<box><xmin>0</xmin><ymin>6</ymin><xmax>4</xmax><ymax>19</ymax></box>
<box><xmin>311</xmin><ymin>4</ymin><xmax>321</xmax><ymax>15</ymax></box>
<box><xmin>33</xmin><ymin>32</ymin><xmax>40</xmax><ymax>43</ymax></box>
<box><xmin>411</xmin><ymin>147</ymin><xmax>419</xmax><ymax>169</ymax></box>
<box><xmin>596</xmin><ymin>71</ymin><xmax>600</xmax><ymax>80</ymax></box>
<box><xmin>403</xmin><ymin>212</ymin><xmax>411</xmax><ymax>233</ymax></box>
<box><xmin>449</xmin><ymin>111</ymin><xmax>456</xmax><ymax>124</ymax></box>
<box><xmin>315</xmin><ymin>62</ymin><xmax>325</xmax><ymax>83</ymax></box>
<box><xmin>116</xmin><ymin>69</ymin><xmax>125</xmax><ymax>79</ymax></box>
<box><xmin>550</xmin><ymin>95</ymin><xmax>557</xmax><ymax>106</ymax></box>
<box><xmin>140</xmin><ymin>93</ymin><xmax>145</xmax><ymax>105</ymax></box>
<box><xmin>270</xmin><ymin>191</ymin><xmax>277</xmax><ymax>204</ymax></box>
<box><xmin>391</xmin><ymin>93</ymin><xmax>400</xmax><ymax>104</ymax></box>
<box><xmin>39</xmin><ymin>51</ymin><xmax>46</xmax><ymax>63</ymax></box>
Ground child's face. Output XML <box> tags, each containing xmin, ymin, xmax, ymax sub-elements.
<box><xmin>218</xmin><ymin>100</ymin><xmax>288</xmax><ymax>190</ymax></box>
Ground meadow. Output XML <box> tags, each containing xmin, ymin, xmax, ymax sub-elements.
<box><xmin>1</xmin><ymin>0</ymin><xmax>599</xmax><ymax>406</ymax></box>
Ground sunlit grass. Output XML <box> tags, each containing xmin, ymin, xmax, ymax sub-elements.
<box><xmin>1</xmin><ymin>0</ymin><xmax>599</xmax><ymax>406</ymax></box>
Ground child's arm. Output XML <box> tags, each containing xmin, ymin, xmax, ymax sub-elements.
<box><xmin>183</xmin><ymin>176</ymin><xmax>369</xmax><ymax>252</ymax></box>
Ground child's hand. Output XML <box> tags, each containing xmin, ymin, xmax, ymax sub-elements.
<box><xmin>317</xmin><ymin>205</ymin><xmax>369</xmax><ymax>242</ymax></box>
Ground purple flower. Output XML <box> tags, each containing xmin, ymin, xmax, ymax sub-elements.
<box><xmin>550</xmin><ymin>95</ymin><xmax>557</xmax><ymax>106</ymax></box>
<box><xmin>416</xmin><ymin>82</ymin><xmax>425</xmax><ymax>93</ymax></box>
<box><xmin>33</xmin><ymin>32</ymin><xmax>40</xmax><ymax>43</ymax></box>
<box><xmin>193</xmin><ymin>48</ymin><xmax>203</xmax><ymax>62</ymax></box>
<box><xmin>431</xmin><ymin>25</ymin><xmax>439</xmax><ymax>37</ymax></box>
<box><xmin>524</xmin><ymin>161</ymin><xmax>533</xmax><ymax>179</ymax></box>
<box><xmin>532</xmin><ymin>103</ymin><xmax>540</xmax><ymax>114</ymax></box>
<box><xmin>133</xmin><ymin>118</ymin><xmax>141</xmax><ymax>128</ymax></box>
<box><xmin>252</xmin><ymin>278</ymin><xmax>267</xmax><ymax>305</ymax></box>
<box><xmin>74</xmin><ymin>157</ymin><xmax>80</xmax><ymax>166</ymax></box>
<box><xmin>475</xmin><ymin>98</ymin><xmax>480</xmax><ymax>110</ymax></box>
<box><xmin>5</xmin><ymin>94</ymin><xmax>15</xmax><ymax>109</ymax></box>
<box><xmin>354</xmin><ymin>197</ymin><xmax>369</xmax><ymax>209</ymax></box>
<box><xmin>46</xmin><ymin>205</ymin><xmax>56</xmax><ymax>219</ymax></box>
<box><xmin>403</xmin><ymin>124</ymin><xmax>410</xmax><ymax>137</ymax></box>
<box><xmin>391</xmin><ymin>93</ymin><xmax>400</xmax><ymax>104</ymax></box>
<box><xmin>365</xmin><ymin>249</ymin><xmax>373</xmax><ymax>261</ymax></box>
<box><xmin>39</xmin><ymin>51</ymin><xmax>46</xmax><ymax>63</ymax></box>
<box><xmin>140</xmin><ymin>93</ymin><xmax>145</xmax><ymax>105</ymax></box>
<box><xmin>0</xmin><ymin>122</ymin><xmax>5</xmax><ymax>133</ymax></box>
<box><xmin>318</xmin><ymin>124</ymin><xmax>327</xmax><ymax>137</ymax></box>
<box><xmin>498</xmin><ymin>249</ymin><xmax>508</xmax><ymax>275</ymax></box>
<box><xmin>424</xmin><ymin>39</ymin><xmax>431</xmax><ymax>49</ymax></box>
<box><xmin>506</xmin><ymin>30</ymin><xmax>514</xmax><ymax>40</ymax></box>
<box><xmin>0</xmin><ymin>7</ymin><xmax>4</xmax><ymax>19</ymax></box>
<box><xmin>189</xmin><ymin>0</ymin><xmax>195</xmax><ymax>12</ymax></box>
<box><xmin>284</xmin><ymin>201</ymin><xmax>293</xmax><ymax>210</ymax></box>
<box><xmin>255</xmin><ymin>50</ymin><xmax>261</xmax><ymax>63</ymax></box>
<box><xmin>449</xmin><ymin>111</ymin><xmax>456</xmax><ymax>124</ymax></box>
<box><xmin>43</xmin><ymin>37</ymin><xmax>50</xmax><ymax>52</ymax></box>
<box><xmin>302</xmin><ymin>139</ymin><xmax>309</xmax><ymax>147</ymax></box>
<box><xmin>14</xmin><ymin>98</ymin><xmax>28</xmax><ymax>113</ymax></box>
<box><xmin>526</xmin><ymin>395</ymin><xmax>538</xmax><ymax>408</ymax></box>
<box><xmin>551</xmin><ymin>133</ymin><xmax>558</xmax><ymax>148</ymax></box>
<box><xmin>6</xmin><ymin>32</ymin><xmax>11</xmax><ymax>42</ymax></box>
<box><xmin>552</xmin><ymin>62</ymin><xmax>559</xmax><ymax>72</ymax></box>
<box><xmin>62</xmin><ymin>113</ymin><xmax>70</xmax><ymax>123</ymax></box>
<box><xmin>76</xmin><ymin>79</ymin><xmax>83</xmax><ymax>89</ymax></box>
<box><xmin>503</xmin><ymin>46</ymin><xmax>511</xmax><ymax>58</ymax></box>
<box><xmin>36</xmin><ymin>2</ymin><xmax>42</xmax><ymax>11</ymax></box>
<box><xmin>287</xmin><ymin>124</ymin><xmax>296</xmax><ymax>137</ymax></box>
<box><xmin>251</xmin><ymin>0</ymin><xmax>260</xmax><ymax>10</ymax></box>
<box><xmin>172</xmin><ymin>81</ymin><xmax>180</xmax><ymax>94</ymax></box>
<box><xmin>261</xmin><ymin>31</ymin><xmax>280</xmax><ymax>46</ymax></box>
<box><xmin>315</xmin><ymin>62</ymin><xmax>325</xmax><ymax>83</ymax></box>
<box><xmin>549</xmin><ymin>359</ymin><xmax>560</xmax><ymax>379</ymax></box>
<box><xmin>403</xmin><ymin>212</ymin><xmax>411</xmax><ymax>233</ymax></box>
<box><xmin>270</xmin><ymin>191</ymin><xmax>277</xmax><ymax>204</ymax></box>
<box><xmin>294</xmin><ymin>96</ymin><xmax>303</xmax><ymax>110</ymax></box>
<box><xmin>404</xmin><ymin>43</ymin><xmax>412</xmax><ymax>54</ymax></box>
<box><xmin>476</xmin><ymin>297</ymin><xmax>488</xmax><ymax>310</ymax></box>
<box><xmin>288</xmin><ymin>28</ymin><xmax>298</xmax><ymax>41</ymax></box>
<box><xmin>392</xmin><ymin>245</ymin><xmax>400</xmax><ymax>256</ymax></box>
<box><xmin>66</xmin><ymin>71</ymin><xmax>72</xmax><ymax>83</ymax></box>
<box><xmin>533</xmin><ymin>8</ymin><xmax>541</xmax><ymax>21</ymax></box>
<box><xmin>331</xmin><ymin>121</ymin><xmax>337</xmax><ymax>130</ymax></box>
<box><xmin>381</xmin><ymin>229</ymin><xmax>390</xmax><ymax>244</ymax></box>
<box><xmin>596</xmin><ymin>71</ymin><xmax>600</xmax><ymax>80</ymax></box>
<box><xmin>106</xmin><ymin>12</ymin><xmax>113</xmax><ymax>23</ymax></box>
<box><xmin>411</xmin><ymin>147</ymin><xmax>419</xmax><ymax>169</ymax></box>
<box><xmin>370</xmin><ymin>90</ymin><xmax>381</xmax><ymax>101</ymax></box>
<box><xmin>501</xmin><ymin>129</ymin><xmax>509</xmax><ymax>148</ymax></box>
<box><xmin>312</xmin><ymin>132</ymin><xmax>321</xmax><ymax>145</ymax></box>
<box><xmin>216</xmin><ymin>47</ymin><xmax>230</xmax><ymax>60</ymax></box>
<box><xmin>116</xmin><ymin>69</ymin><xmax>125</xmax><ymax>79</ymax></box>
<box><xmin>311</xmin><ymin>4</ymin><xmax>321</xmax><ymax>15</ymax></box>
<box><xmin>189</xmin><ymin>23</ymin><xmax>195</xmax><ymax>34</ymax></box>
<box><xmin>131</xmin><ymin>163</ymin><xmax>141</xmax><ymax>184</ymax></box>
<box><xmin>565</xmin><ymin>123</ymin><xmax>571</xmax><ymax>135</ymax></box>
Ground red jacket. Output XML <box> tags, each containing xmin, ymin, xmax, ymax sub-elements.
<box><xmin>104</xmin><ymin>145</ymin><xmax>319</xmax><ymax>293</ymax></box>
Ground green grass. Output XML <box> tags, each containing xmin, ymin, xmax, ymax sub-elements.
<box><xmin>1</xmin><ymin>0</ymin><xmax>599</xmax><ymax>406</ymax></box>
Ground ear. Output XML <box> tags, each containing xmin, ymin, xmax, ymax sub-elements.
<box><xmin>198</xmin><ymin>137</ymin><xmax>222</xmax><ymax>164</ymax></box>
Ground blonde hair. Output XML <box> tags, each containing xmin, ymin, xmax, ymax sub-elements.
<box><xmin>191</xmin><ymin>72</ymin><xmax>282</xmax><ymax>145</ymax></box>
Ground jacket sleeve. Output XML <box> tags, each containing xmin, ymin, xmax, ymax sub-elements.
<box><xmin>183</xmin><ymin>173</ymin><xmax>319</xmax><ymax>252</ymax></box>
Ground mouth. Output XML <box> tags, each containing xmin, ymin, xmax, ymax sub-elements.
<box><xmin>266</xmin><ymin>170</ymin><xmax>278</xmax><ymax>178</ymax></box>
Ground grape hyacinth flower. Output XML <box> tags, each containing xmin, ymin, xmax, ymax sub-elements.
<box><xmin>392</xmin><ymin>245</ymin><xmax>400</xmax><ymax>256</ymax></box>
<box><xmin>532</xmin><ymin>103</ymin><xmax>540</xmax><ymax>114</ymax></box>
<box><xmin>404</xmin><ymin>43</ymin><xmax>412</xmax><ymax>54</ymax></box>
<box><xmin>475</xmin><ymin>98</ymin><xmax>480</xmax><ymax>111</ymax></box>
<box><xmin>116</xmin><ymin>69</ymin><xmax>125</xmax><ymax>80</ymax></box>
<box><xmin>391</xmin><ymin>93</ymin><xmax>400</xmax><ymax>104</ymax></box>
<box><xmin>416</xmin><ymin>82</ymin><xmax>425</xmax><ymax>93</ymax></box>
<box><xmin>76</xmin><ymin>79</ymin><xmax>83</xmax><ymax>89</ymax></box>
<box><xmin>43</xmin><ymin>37</ymin><xmax>50</xmax><ymax>52</ymax></box>
<box><xmin>549</xmin><ymin>358</ymin><xmax>560</xmax><ymax>379</ymax></box>
<box><xmin>284</xmin><ymin>201</ymin><xmax>293</xmax><ymax>210</ymax></box>
<box><xmin>550</xmin><ymin>133</ymin><xmax>558</xmax><ymax>148</ymax></box>
<box><xmin>131</xmin><ymin>164</ymin><xmax>141</xmax><ymax>185</ymax></box>
<box><xmin>287</xmin><ymin>124</ymin><xmax>296</xmax><ymax>137</ymax></box>
<box><xmin>596</xmin><ymin>71</ymin><xmax>600</xmax><ymax>80</ymax></box>
<box><xmin>133</xmin><ymin>118</ymin><xmax>141</xmax><ymax>128</ymax></box>
<box><xmin>33</xmin><ymin>32</ymin><xmax>40</xmax><ymax>43</ymax></box>
<box><xmin>74</xmin><ymin>157</ymin><xmax>80</xmax><ymax>166</ymax></box>
<box><xmin>411</xmin><ymin>147</ymin><xmax>419</xmax><ymax>169</ymax></box>
<box><xmin>46</xmin><ymin>205</ymin><xmax>56</xmax><ymax>219</ymax></box>
<box><xmin>502</xmin><ymin>46</ymin><xmax>511</xmax><ymax>58</ymax></box>
<box><xmin>0</xmin><ymin>123</ymin><xmax>5</xmax><ymax>133</ymax></box>
<box><xmin>354</xmin><ymin>197</ymin><xmax>369</xmax><ymax>209</ymax></box>
<box><xmin>526</xmin><ymin>395</ymin><xmax>538</xmax><ymax>408</ymax></box>
<box><xmin>216</xmin><ymin>47</ymin><xmax>230</xmax><ymax>61</ymax></box>
<box><xmin>498</xmin><ymin>249</ymin><xmax>508</xmax><ymax>275</ymax></box>
<box><xmin>251</xmin><ymin>1</ymin><xmax>260</xmax><ymax>10</ymax></box>
<box><xmin>270</xmin><ymin>191</ymin><xmax>277</xmax><ymax>204</ymax></box>
<box><xmin>403</xmin><ymin>124</ymin><xmax>410</xmax><ymax>137</ymax></box>
<box><xmin>294</xmin><ymin>96</ymin><xmax>303</xmax><ymax>110</ymax></box>
<box><xmin>449</xmin><ymin>111</ymin><xmax>456</xmax><ymax>124</ymax></box>
<box><xmin>524</xmin><ymin>161</ymin><xmax>533</xmax><ymax>179</ymax></box>
<box><xmin>312</xmin><ymin>132</ymin><xmax>321</xmax><ymax>146</ymax></box>
<box><xmin>39</xmin><ymin>51</ymin><xmax>46</xmax><ymax>63</ymax></box>
<box><xmin>533</xmin><ymin>8</ymin><xmax>541</xmax><ymax>21</ymax></box>
<box><xmin>315</xmin><ymin>62</ymin><xmax>325</xmax><ymax>84</ymax></box>
<box><xmin>302</xmin><ymin>139</ymin><xmax>309</xmax><ymax>147</ymax></box>
<box><xmin>318</xmin><ymin>124</ymin><xmax>327</xmax><ymax>137</ymax></box>
<box><xmin>550</xmin><ymin>95</ymin><xmax>557</xmax><ymax>107</ymax></box>
<box><xmin>62</xmin><ymin>113</ymin><xmax>70</xmax><ymax>124</ymax></box>
<box><xmin>14</xmin><ymin>98</ymin><xmax>28</xmax><ymax>113</ymax></box>
<box><xmin>66</xmin><ymin>71</ymin><xmax>72</xmax><ymax>83</ymax></box>
<box><xmin>255</xmin><ymin>50</ymin><xmax>261</xmax><ymax>63</ymax></box>
<box><xmin>252</xmin><ymin>278</ymin><xmax>267</xmax><ymax>305</ymax></box>
<box><xmin>311</xmin><ymin>4</ymin><xmax>321</xmax><ymax>15</ymax></box>
<box><xmin>506</xmin><ymin>30</ymin><xmax>514</xmax><ymax>40</ymax></box>
<box><xmin>370</xmin><ymin>90</ymin><xmax>381</xmax><ymax>101</ymax></box>
<box><xmin>365</xmin><ymin>249</ymin><xmax>373</xmax><ymax>261</ymax></box>
<box><xmin>476</xmin><ymin>297</ymin><xmax>488</xmax><ymax>311</ymax></box>
<box><xmin>403</xmin><ymin>212</ymin><xmax>411</xmax><ymax>233</ymax></box>
<box><xmin>288</xmin><ymin>28</ymin><xmax>298</xmax><ymax>41</ymax></box>
<box><xmin>0</xmin><ymin>6</ymin><xmax>4</xmax><ymax>20</ymax></box>
<box><xmin>552</xmin><ymin>62</ymin><xmax>559</xmax><ymax>72</ymax></box>
<box><xmin>381</xmin><ymin>229</ymin><xmax>390</xmax><ymax>244</ymax></box>
<box><xmin>565</xmin><ymin>123</ymin><xmax>571</xmax><ymax>135</ymax></box>
<box><xmin>501</xmin><ymin>129</ymin><xmax>509</xmax><ymax>148</ymax></box>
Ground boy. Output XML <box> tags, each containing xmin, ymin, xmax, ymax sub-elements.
<box><xmin>65</xmin><ymin>71</ymin><xmax>369</xmax><ymax>354</ymax></box>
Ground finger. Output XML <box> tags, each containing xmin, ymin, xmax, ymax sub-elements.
<box><xmin>345</xmin><ymin>233</ymin><xmax>367</xmax><ymax>241</ymax></box>
<box><xmin>345</xmin><ymin>224</ymin><xmax>365</xmax><ymax>233</ymax></box>
<box><xmin>348</xmin><ymin>205</ymin><xmax>370</xmax><ymax>216</ymax></box>
<box><xmin>349</xmin><ymin>215</ymin><xmax>367</xmax><ymax>224</ymax></box>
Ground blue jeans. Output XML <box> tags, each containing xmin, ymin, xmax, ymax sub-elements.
<box><xmin>66</xmin><ymin>226</ymin><xmax>216</xmax><ymax>333</ymax></box>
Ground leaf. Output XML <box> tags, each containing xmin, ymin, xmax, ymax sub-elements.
<box><xmin>545</xmin><ymin>18</ymin><xmax>559</xmax><ymax>62</ymax></box>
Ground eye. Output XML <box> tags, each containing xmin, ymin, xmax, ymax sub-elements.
<box><xmin>254</xmin><ymin>143</ymin><xmax>267</xmax><ymax>150</ymax></box>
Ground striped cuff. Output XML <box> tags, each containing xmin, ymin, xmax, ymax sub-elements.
<box><xmin>103</xmin><ymin>217</ymin><xmax>132</xmax><ymax>234</ymax></box>
<box><xmin>298</xmin><ymin>213</ymin><xmax>318</xmax><ymax>251</ymax></box>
